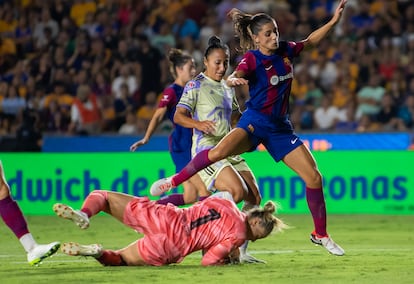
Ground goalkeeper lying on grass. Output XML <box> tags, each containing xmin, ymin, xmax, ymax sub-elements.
<box><xmin>53</xmin><ymin>190</ymin><xmax>286</xmax><ymax>266</ymax></box>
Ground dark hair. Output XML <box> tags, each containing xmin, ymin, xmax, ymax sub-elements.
<box><xmin>167</xmin><ymin>48</ymin><xmax>193</xmax><ymax>78</ymax></box>
<box><xmin>228</xmin><ymin>8</ymin><xmax>275</xmax><ymax>53</ymax></box>
<box><xmin>204</xmin><ymin>35</ymin><xmax>230</xmax><ymax>58</ymax></box>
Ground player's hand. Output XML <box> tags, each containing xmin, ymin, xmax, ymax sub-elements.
<box><xmin>196</xmin><ymin>120</ymin><xmax>216</xmax><ymax>135</ymax></box>
<box><xmin>332</xmin><ymin>0</ymin><xmax>347</xmax><ymax>24</ymax></box>
<box><xmin>227</xmin><ymin>77</ymin><xmax>248</xmax><ymax>87</ymax></box>
<box><xmin>130</xmin><ymin>138</ymin><xmax>148</xmax><ymax>151</ymax></box>
<box><xmin>228</xmin><ymin>248</ymin><xmax>240</xmax><ymax>264</ymax></box>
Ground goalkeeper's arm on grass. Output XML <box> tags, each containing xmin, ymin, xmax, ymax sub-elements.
<box><xmin>201</xmin><ymin>240</ymin><xmax>242</xmax><ymax>266</ymax></box>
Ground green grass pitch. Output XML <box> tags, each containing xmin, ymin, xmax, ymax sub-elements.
<box><xmin>0</xmin><ymin>214</ymin><xmax>413</xmax><ymax>284</ymax></box>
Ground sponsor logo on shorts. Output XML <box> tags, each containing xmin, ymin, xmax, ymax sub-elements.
<box><xmin>291</xmin><ymin>137</ymin><xmax>298</xmax><ymax>144</ymax></box>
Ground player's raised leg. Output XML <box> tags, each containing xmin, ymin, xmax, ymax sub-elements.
<box><xmin>53</xmin><ymin>203</ymin><xmax>90</xmax><ymax>229</ymax></box>
<box><xmin>53</xmin><ymin>189</ymin><xmax>114</xmax><ymax>228</ymax></box>
<box><xmin>54</xmin><ymin>190</ymin><xmax>136</xmax><ymax>227</ymax></box>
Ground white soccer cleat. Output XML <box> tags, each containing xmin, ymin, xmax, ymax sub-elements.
<box><xmin>150</xmin><ymin>177</ymin><xmax>175</xmax><ymax>196</ymax></box>
<box><xmin>53</xmin><ymin>203</ymin><xmax>90</xmax><ymax>229</ymax></box>
<box><xmin>27</xmin><ymin>241</ymin><xmax>61</xmax><ymax>266</ymax></box>
<box><xmin>239</xmin><ymin>252</ymin><xmax>266</xmax><ymax>264</ymax></box>
<box><xmin>310</xmin><ymin>233</ymin><xmax>345</xmax><ymax>256</ymax></box>
<box><xmin>61</xmin><ymin>242</ymin><xmax>103</xmax><ymax>257</ymax></box>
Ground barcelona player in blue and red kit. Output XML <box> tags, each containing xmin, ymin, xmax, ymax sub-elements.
<box><xmin>151</xmin><ymin>0</ymin><xmax>348</xmax><ymax>256</ymax></box>
<box><xmin>235</xmin><ymin>42</ymin><xmax>304</xmax><ymax>161</ymax></box>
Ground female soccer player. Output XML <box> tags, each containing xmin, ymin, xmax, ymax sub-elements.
<box><xmin>130</xmin><ymin>48</ymin><xmax>210</xmax><ymax>206</ymax></box>
<box><xmin>172</xmin><ymin>36</ymin><xmax>263</xmax><ymax>263</ymax></box>
<box><xmin>53</xmin><ymin>190</ymin><xmax>286</xmax><ymax>266</ymax></box>
<box><xmin>0</xmin><ymin>161</ymin><xmax>60</xmax><ymax>265</ymax></box>
<box><xmin>172</xmin><ymin>36</ymin><xmax>260</xmax><ymax>206</ymax></box>
<box><xmin>151</xmin><ymin>0</ymin><xmax>348</xmax><ymax>256</ymax></box>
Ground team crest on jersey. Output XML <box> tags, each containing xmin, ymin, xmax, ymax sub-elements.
<box><xmin>187</xmin><ymin>81</ymin><xmax>196</xmax><ymax>89</ymax></box>
<box><xmin>247</xmin><ymin>124</ymin><xmax>255</xmax><ymax>133</ymax></box>
<box><xmin>283</xmin><ymin>57</ymin><xmax>291</xmax><ymax>65</ymax></box>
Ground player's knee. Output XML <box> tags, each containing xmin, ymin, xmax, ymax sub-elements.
<box><xmin>228</xmin><ymin>188</ymin><xmax>245</xmax><ymax>203</ymax></box>
<box><xmin>183</xmin><ymin>193</ymin><xmax>198</xmax><ymax>204</ymax></box>
<box><xmin>0</xmin><ymin>184</ymin><xmax>10</xmax><ymax>199</ymax></box>
<box><xmin>89</xmin><ymin>189</ymin><xmax>109</xmax><ymax>200</ymax></box>
<box><xmin>210</xmin><ymin>147</ymin><xmax>228</xmax><ymax>162</ymax></box>
<box><xmin>306</xmin><ymin>171</ymin><xmax>323</xmax><ymax>187</ymax></box>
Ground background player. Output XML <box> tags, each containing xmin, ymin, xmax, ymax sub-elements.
<box><xmin>130</xmin><ymin>48</ymin><xmax>210</xmax><ymax>205</ymax></box>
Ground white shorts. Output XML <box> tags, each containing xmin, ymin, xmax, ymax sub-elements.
<box><xmin>197</xmin><ymin>155</ymin><xmax>252</xmax><ymax>192</ymax></box>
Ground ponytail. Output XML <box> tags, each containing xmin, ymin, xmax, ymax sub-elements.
<box><xmin>228</xmin><ymin>8</ymin><xmax>275</xmax><ymax>53</ymax></box>
<box><xmin>247</xmin><ymin>201</ymin><xmax>287</xmax><ymax>236</ymax></box>
<box><xmin>204</xmin><ymin>35</ymin><xmax>229</xmax><ymax>59</ymax></box>
<box><xmin>167</xmin><ymin>48</ymin><xmax>193</xmax><ymax>79</ymax></box>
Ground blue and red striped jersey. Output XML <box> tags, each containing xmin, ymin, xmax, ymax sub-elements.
<box><xmin>158</xmin><ymin>83</ymin><xmax>192</xmax><ymax>152</ymax></box>
<box><xmin>236</xmin><ymin>41</ymin><xmax>304</xmax><ymax>121</ymax></box>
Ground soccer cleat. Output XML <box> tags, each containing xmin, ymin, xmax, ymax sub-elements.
<box><xmin>27</xmin><ymin>242</ymin><xmax>61</xmax><ymax>266</ymax></box>
<box><xmin>239</xmin><ymin>252</ymin><xmax>266</xmax><ymax>264</ymax></box>
<box><xmin>150</xmin><ymin>177</ymin><xmax>175</xmax><ymax>196</ymax></box>
<box><xmin>53</xmin><ymin>203</ymin><xmax>90</xmax><ymax>229</ymax></box>
<box><xmin>61</xmin><ymin>242</ymin><xmax>103</xmax><ymax>257</ymax></box>
<box><xmin>310</xmin><ymin>232</ymin><xmax>345</xmax><ymax>256</ymax></box>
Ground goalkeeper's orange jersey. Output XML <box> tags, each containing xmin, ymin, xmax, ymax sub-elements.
<box><xmin>123</xmin><ymin>196</ymin><xmax>247</xmax><ymax>266</ymax></box>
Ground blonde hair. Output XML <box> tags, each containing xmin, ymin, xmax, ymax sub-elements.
<box><xmin>247</xmin><ymin>201</ymin><xmax>287</xmax><ymax>236</ymax></box>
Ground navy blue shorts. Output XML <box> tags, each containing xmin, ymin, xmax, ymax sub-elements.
<box><xmin>169</xmin><ymin>129</ymin><xmax>192</xmax><ymax>173</ymax></box>
<box><xmin>237</xmin><ymin>110</ymin><xmax>303</xmax><ymax>162</ymax></box>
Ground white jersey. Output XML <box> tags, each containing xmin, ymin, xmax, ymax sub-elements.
<box><xmin>177</xmin><ymin>73</ymin><xmax>240</xmax><ymax>155</ymax></box>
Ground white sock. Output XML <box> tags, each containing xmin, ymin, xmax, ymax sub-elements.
<box><xmin>19</xmin><ymin>233</ymin><xmax>37</xmax><ymax>253</ymax></box>
<box><xmin>239</xmin><ymin>240</ymin><xmax>249</xmax><ymax>255</ymax></box>
<box><xmin>239</xmin><ymin>204</ymin><xmax>258</xmax><ymax>255</ymax></box>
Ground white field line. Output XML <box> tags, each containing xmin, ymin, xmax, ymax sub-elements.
<box><xmin>1</xmin><ymin>248</ymin><xmax>413</xmax><ymax>264</ymax></box>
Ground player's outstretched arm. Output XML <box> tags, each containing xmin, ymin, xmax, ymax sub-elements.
<box><xmin>302</xmin><ymin>0</ymin><xmax>347</xmax><ymax>49</ymax></box>
<box><xmin>130</xmin><ymin>107</ymin><xmax>167</xmax><ymax>151</ymax></box>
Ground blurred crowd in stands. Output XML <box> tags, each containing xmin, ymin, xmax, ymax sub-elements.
<box><xmin>0</xmin><ymin>0</ymin><xmax>413</xmax><ymax>151</ymax></box>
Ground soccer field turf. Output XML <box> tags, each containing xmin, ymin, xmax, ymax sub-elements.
<box><xmin>0</xmin><ymin>214</ymin><xmax>413</xmax><ymax>284</ymax></box>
